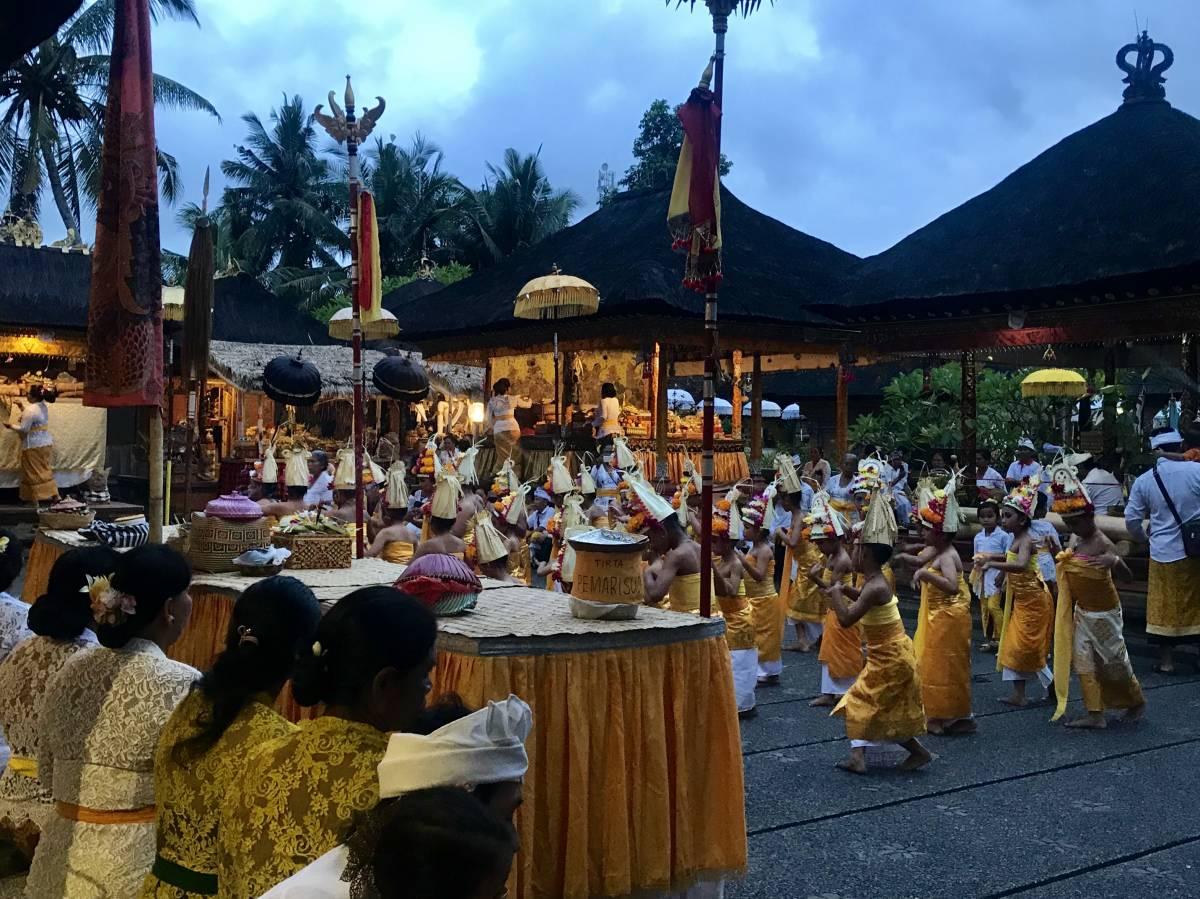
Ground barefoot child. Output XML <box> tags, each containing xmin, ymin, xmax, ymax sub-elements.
<box><xmin>983</xmin><ymin>481</ymin><xmax>1054</xmax><ymax>707</ymax></box>
<box><xmin>804</xmin><ymin>494</ymin><xmax>861</xmax><ymax>708</ymax></box>
<box><xmin>896</xmin><ymin>473</ymin><xmax>976</xmax><ymax>735</ymax></box>
<box><xmin>1048</xmin><ymin>460</ymin><xmax>1146</xmax><ymax>727</ymax></box>
<box><xmin>825</xmin><ymin>518</ymin><xmax>930</xmax><ymax>775</ymax></box>
<box><xmin>740</xmin><ymin>492</ymin><xmax>784</xmax><ymax>685</ymax></box>
<box><xmin>971</xmin><ymin>499</ymin><xmax>1011</xmax><ymax>651</ymax></box>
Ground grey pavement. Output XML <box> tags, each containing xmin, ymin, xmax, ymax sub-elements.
<box><xmin>727</xmin><ymin>605</ymin><xmax>1200</xmax><ymax>899</ymax></box>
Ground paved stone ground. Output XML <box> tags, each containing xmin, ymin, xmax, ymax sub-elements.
<box><xmin>728</xmin><ymin>603</ymin><xmax>1200</xmax><ymax>899</ymax></box>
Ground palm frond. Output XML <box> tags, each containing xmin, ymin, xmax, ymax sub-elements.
<box><xmin>157</xmin><ymin>148</ymin><xmax>181</xmax><ymax>205</ymax></box>
<box><xmin>151</xmin><ymin>74</ymin><xmax>219</xmax><ymax>120</ymax></box>
<box><xmin>668</xmin><ymin>0</ymin><xmax>771</xmax><ymax>15</ymax></box>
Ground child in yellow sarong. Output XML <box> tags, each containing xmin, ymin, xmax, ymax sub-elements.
<box><xmin>713</xmin><ymin>489</ymin><xmax>758</xmax><ymax>717</ymax></box>
<box><xmin>895</xmin><ymin>472</ymin><xmax>976</xmax><ymax>736</ymax></box>
<box><xmin>740</xmin><ymin>492</ymin><xmax>784</xmax><ymax>685</ymax></box>
<box><xmin>774</xmin><ymin>457</ymin><xmax>824</xmax><ymax>652</ymax></box>
<box><xmin>802</xmin><ymin>493</ymin><xmax>861</xmax><ymax>708</ymax></box>
<box><xmin>1048</xmin><ymin>458</ymin><xmax>1146</xmax><ymax>728</ymax></box>
<box><xmin>824</xmin><ymin>505</ymin><xmax>930</xmax><ymax>775</ymax></box>
<box><xmin>982</xmin><ymin>480</ymin><xmax>1054</xmax><ymax>707</ymax></box>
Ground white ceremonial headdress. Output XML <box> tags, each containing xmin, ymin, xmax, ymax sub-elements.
<box><xmin>386</xmin><ymin>461</ymin><xmax>409</xmax><ymax>509</ymax></box>
<box><xmin>285</xmin><ymin>447</ymin><xmax>311</xmax><ymax>488</ymax></box>
<box><xmin>378</xmin><ymin>694</ymin><xmax>533</xmax><ymax>798</ymax></box>
<box><xmin>473</xmin><ymin>511</ymin><xmax>509</xmax><ymax>564</ymax></box>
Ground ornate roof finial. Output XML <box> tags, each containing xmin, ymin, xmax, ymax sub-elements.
<box><xmin>1116</xmin><ymin>31</ymin><xmax>1173</xmax><ymax>106</ymax></box>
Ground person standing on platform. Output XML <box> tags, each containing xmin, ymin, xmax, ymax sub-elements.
<box><xmin>982</xmin><ymin>481</ymin><xmax>1054</xmax><ymax>707</ymax></box>
<box><xmin>636</xmin><ymin>480</ymin><xmax>702</xmax><ymax>612</ymax></box>
<box><xmin>804</xmin><ymin>495</ymin><xmax>860</xmax><ymax>708</ymax></box>
<box><xmin>485</xmin><ymin>379</ymin><xmax>530</xmax><ymax>466</ymax></box>
<box><xmin>895</xmin><ymin>473</ymin><xmax>976</xmax><ymax>736</ymax></box>
<box><xmin>592</xmin><ymin>382</ymin><xmax>624</xmax><ymax>447</ymax></box>
<box><xmin>824</xmin><ymin>507</ymin><xmax>930</xmax><ymax>775</ymax></box>
<box><xmin>741</xmin><ymin>493</ymin><xmax>783</xmax><ymax>686</ymax></box>
<box><xmin>7</xmin><ymin>384</ymin><xmax>59</xmax><ymax>507</ymax></box>
<box><xmin>1049</xmin><ymin>459</ymin><xmax>1145</xmax><ymax>728</ymax></box>
<box><xmin>971</xmin><ymin>499</ymin><xmax>1011</xmax><ymax>652</ymax></box>
<box><xmin>712</xmin><ymin>492</ymin><xmax>757</xmax><ymax>717</ymax></box>
<box><xmin>1124</xmin><ymin>428</ymin><xmax>1200</xmax><ymax>674</ymax></box>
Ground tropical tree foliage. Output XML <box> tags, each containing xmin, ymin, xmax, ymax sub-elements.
<box><xmin>0</xmin><ymin>0</ymin><xmax>218</xmax><ymax>237</ymax></box>
<box><xmin>619</xmin><ymin>99</ymin><xmax>731</xmax><ymax>193</ymax></box>
<box><xmin>220</xmin><ymin>94</ymin><xmax>346</xmax><ymax>275</ymax></box>
<box><xmin>848</xmin><ymin>364</ymin><xmax>1068</xmax><ymax>460</ymax></box>
<box><xmin>457</xmin><ymin>148</ymin><xmax>579</xmax><ymax>269</ymax></box>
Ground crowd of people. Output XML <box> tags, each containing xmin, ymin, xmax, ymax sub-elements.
<box><xmin>0</xmin><ymin>414</ymin><xmax>1195</xmax><ymax>893</ymax></box>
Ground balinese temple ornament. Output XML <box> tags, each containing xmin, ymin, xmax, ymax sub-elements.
<box><xmin>1117</xmin><ymin>30</ymin><xmax>1173</xmax><ymax>105</ymax></box>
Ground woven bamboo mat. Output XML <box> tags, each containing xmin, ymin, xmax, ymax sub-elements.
<box><xmin>192</xmin><ymin>557</ymin><xmax>406</xmax><ymax>598</ymax></box>
<box><xmin>436</xmin><ymin>587</ymin><xmax>725</xmax><ymax>657</ymax></box>
<box><xmin>37</xmin><ymin>525</ymin><xmax>180</xmax><ymax>551</ymax></box>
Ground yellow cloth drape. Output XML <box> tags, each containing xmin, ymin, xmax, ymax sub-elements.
<box><xmin>715</xmin><ymin>587</ymin><xmax>757</xmax><ymax>652</ymax></box>
<box><xmin>997</xmin><ymin>552</ymin><xmax>1054</xmax><ymax>675</ymax></box>
<box><xmin>666</xmin><ymin>571</ymin><xmax>702</xmax><ymax>613</ymax></box>
<box><xmin>380</xmin><ymin>539</ymin><xmax>414</xmax><ymax>564</ymax></box>
<box><xmin>22</xmin><ymin>537</ymin><xmax>62</xmax><ymax>602</ymax></box>
<box><xmin>1146</xmin><ymin>557</ymin><xmax>1200</xmax><ymax>637</ymax></box>
<box><xmin>818</xmin><ymin>573</ymin><xmax>862</xmax><ymax>680</ymax></box>
<box><xmin>746</xmin><ymin>561</ymin><xmax>782</xmax><ymax>665</ymax></box>
<box><xmin>832</xmin><ymin>599</ymin><xmax>925</xmax><ymax>741</ymax></box>
<box><xmin>913</xmin><ymin>570</ymin><xmax>973</xmax><ymax>721</ymax></box>
<box><xmin>431</xmin><ymin>638</ymin><xmax>746</xmax><ymax>898</ymax></box>
<box><xmin>1053</xmin><ymin>553</ymin><xmax>1145</xmax><ymax>721</ymax></box>
<box><xmin>781</xmin><ymin>540</ymin><xmax>825</xmax><ymax>622</ymax></box>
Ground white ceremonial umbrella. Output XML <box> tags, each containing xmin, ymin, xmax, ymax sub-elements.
<box><xmin>668</xmin><ymin>388</ymin><xmax>696</xmax><ymax>411</ymax></box>
<box><xmin>742</xmin><ymin>399</ymin><xmax>782</xmax><ymax>419</ymax></box>
<box><xmin>781</xmin><ymin>403</ymin><xmax>802</xmax><ymax>421</ymax></box>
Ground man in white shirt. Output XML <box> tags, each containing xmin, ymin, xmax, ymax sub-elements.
<box><xmin>304</xmin><ymin>450</ymin><xmax>334</xmax><ymax>507</ymax></box>
<box><xmin>1081</xmin><ymin>455</ymin><xmax>1124</xmax><ymax>513</ymax></box>
<box><xmin>1005</xmin><ymin>438</ymin><xmax>1043</xmax><ymax>490</ymax></box>
<box><xmin>1125</xmin><ymin>429</ymin><xmax>1200</xmax><ymax>673</ymax></box>
<box><xmin>973</xmin><ymin>450</ymin><xmax>1006</xmax><ymax>497</ymax></box>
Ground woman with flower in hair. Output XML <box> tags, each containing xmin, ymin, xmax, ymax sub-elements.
<box><xmin>218</xmin><ymin>585</ymin><xmax>437</xmax><ymax>896</ymax></box>
<box><xmin>1049</xmin><ymin>460</ymin><xmax>1145</xmax><ymax>728</ymax></box>
<box><xmin>139</xmin><ymin>576</ymin><xmax>321</xmax><ymax>898</ymax></box>
<box><xmin>0</xmin><ymin>545</ymin><xmax>117</xmax><ymax>872</ymax></box>
<box><xmin>739</xmin><ymin>492</ymin><xmax>784</xmax><ymax>686</ymax></box>
<box><xmin>26</xmin><ymin>544</ymin><xmax>197</xmax><ymax>897</ymax></box>
<box><xmin>981</xmin><ymin>481</ymin><xmax>1055</xmax><ymax>708</ymax></box>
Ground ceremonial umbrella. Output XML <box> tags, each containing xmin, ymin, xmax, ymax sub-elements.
<box><xmin>1020</xmin><ymin>368</ymin><xmax>1088</xmax><ymax>399</ymax></box>
<box><xmin>742</xmin><ymin>399</ymin><xmax>781</xmax><ymax>419</ymax></box>
<box><xmin>328</xmin><ymin>305</ymin><xmax>400</xmax><ymax>341</ymax></box>
<box><xmin>513</xmin><ymin>264</ymin><xmax>601</xmax><ymax>427</ymax></box>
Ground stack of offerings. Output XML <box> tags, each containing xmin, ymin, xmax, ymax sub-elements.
<box><xmin>271</xmin><ymin>512</ymin><xmax>354</xmax><ymax>569</ymax></box>
<box><xmin>188</xmin><ymin>494</ymin><xmax>271</xmax><ymax>573</ymax></box>
<box><xmin>37</xmin><ymin>497</ymin><xmax>95</xmax><ymax>530</ymax></box>
<box><xmin>567</xmin><ymin>529</ymin><xmax>650</xmax><ymax>620</ymax></box>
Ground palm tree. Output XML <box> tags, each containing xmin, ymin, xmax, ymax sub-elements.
<box><xmin>457</xmin><ymin>148</ymin><xmax>579</xmax><ymax>269</ymax></box>
<box><xmin>220</xmin><ymin>94</ymin><xmax>346</xmax><ymax>276</ymax></box>
<box><xmin>0</xmin><ymin>0</ymin><xmax>218</xmax><ymax>239</ymax></box>
<box><xmin>366</xmin><ymin>134</ymin><xmax>461</xmax><ymax>277</ymax></box>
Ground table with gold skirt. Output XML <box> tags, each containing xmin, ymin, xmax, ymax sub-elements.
<box><xmin>22</xmin><ymin>526</ymin><xmax>181</xmax><ymax>602</ymax></box>
<box><xmin>433</xmin><ymin>586</ymin><xmax>746</xmax><ymax>899</ymax></box>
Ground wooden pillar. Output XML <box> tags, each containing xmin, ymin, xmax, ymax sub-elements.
<box><xmin>834</xmin><ymin>361</ymin><xmax>849</xmax><ymax>459</ymax></box>
<box><xmin>731</xmin><ymin>350</ymin><xmax>743</xmax><ymax>440</ymax></box>
<box><xmin>1102</xmin><ymin>344</ymin><xmax>1117</xmax><ymax>456</ymax></box>
<box><xmin>750</xmin><ymin>353</ymin><xmax>763</xmax><ymax>463</ymax></box>
<box><xmin>648</xmin><ymin>345</ymin><xmax>659</xmax><ymax>445</ymax></box>
<box><xmin>1182</xmin><ymin>333</ymin><xmax>1198</xmax><ymax>426</ymax></box>
<box><xmin>960</xmin><ymin>350</ymin><xmax>977</xmax><ymax>502</ymax></box>
<box><xmin>655</xmin><ymin>343</ymin><xmax>669</xmax><ymax>480</ymax></box>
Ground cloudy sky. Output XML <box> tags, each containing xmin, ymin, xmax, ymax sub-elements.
<box><xmin>53</xmin><ymin>0</ymin><xmax>1200</xmax><ymax>259</ymax></box>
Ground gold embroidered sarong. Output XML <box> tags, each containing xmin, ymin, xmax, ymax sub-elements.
<box><xmin>998</xmin><ymin>551</ymin><xmax>1054</xmax><ymax>675</ymax></box>
<box><xmin>746</xmin><ymin>560</ymin><xmax>782</xmax><ymax>665</ymax></box>
<box><xmin>913</xmin><ymin>569</ymin><xmax>973</xmax><ymax>721</ymax></box>
<box><xmin>1146</xmin><ymin>557</ymin><xmax>1200</xmax><ymax>638</ymax></box>
<box><xmin>832</xmin><ymin>599</ymin><xmax>926</xmax><ymax>741</ymax></box>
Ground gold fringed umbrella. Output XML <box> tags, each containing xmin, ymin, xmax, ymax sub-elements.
<box><xmin>1021</xmin><ymin>368</ymin><xmax>1088</xmax><ymax>399</ymax></box>
<box><xmin>327</xmin><ymin>305</ymin><xmax>400</xmax><ymax>341</ymax></box>
<box><xmin>514</xmin><ymin>264</ymin><xmax>600</xmax><ymax>320</ymax></box>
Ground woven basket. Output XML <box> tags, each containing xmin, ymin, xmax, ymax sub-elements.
<box><xmin>37</xmin><ymin>510</ymin><xmax>96</xmax><ymax>530</ymax></box>
<box><xmin>272</xmin><ymin>534</ymin><xmax>353</xmax><ymax>570</ymax></box>
<box><xmin>188</xmin><ymin>513</ymin><xmax>272</xmax><ymax>573</ymax></box>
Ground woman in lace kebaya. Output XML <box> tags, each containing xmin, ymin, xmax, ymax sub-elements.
<box><xmin>139</xmin><ymin>576</ymin><xmax>321</xmax><ymax>898</ymax></box>
<box><xmin>0</xmin><ymin>546</ymin><xmax>116</xmax><ymax>871</ymax></box>
<box><xmin>25</xmin><ymin>544</ymin><xmax>196</xmax><ymax>898</ymax></box>
<box><xmin>217</xmin><ymin>585</ymin><xmax>438</xmax><ymax>897</ymax></box>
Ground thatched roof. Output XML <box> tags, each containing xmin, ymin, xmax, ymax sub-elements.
<box><xmin>208</xmin><ymin>340</ymin><xmax>483</xmax><ymax>401</ymax></box>
<box><xmin>832</xmin><ymin>98</ymin><xmax>1200</xmax><ymax>315</ymax></box>
<box><xmin>384</xmin><ymin>186</ymin><xmax>859</xmax><ymax>350</ymax></box>
<box><xmin>0</xmin><ymin>244</ymin><xmax>329</xmax><ymax>343</ymax></box>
